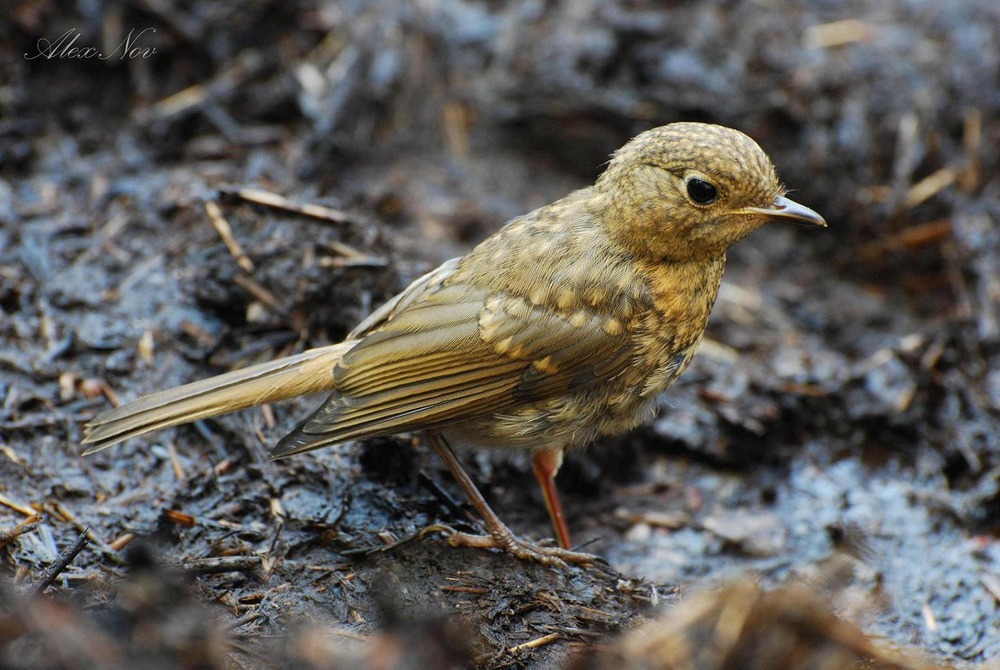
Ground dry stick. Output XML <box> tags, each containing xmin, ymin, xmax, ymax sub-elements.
<box><xmin>903</xmin><ymin>166</ymin><xmax>958</xmax><ymax>209</ymax></box>
<box><xmin>161</xmin><ymin>509</ymin><xmax>265</xmax><ymax>538</ymax></box>
<box><xmin>186</xmin><ymin>555</ymin><xmax>261</xmax><ymax>574</ymax></box>
<box><xmin>35</xmin><ymin>527</ymin><xmax>90</xmax><ymax>594</ymax></box>
<box><xmin>205</xmin><ymin>200</ymin><xmax>255</xmax><ymax>273</ymax></box>
<box><xmin>805</xmin><ymin>19</ymin><xmax>871</xmax><ymax>49</ymax></box>
<box><xmin>0</xmin><ymin>514</ymin><xmax>43</xmax><ymax>549</ymax></box>
<box><xmin>0</xmin><ymin>492</ymin><xmax>37</xmax><ymax>517</ymax></box>
<box><xmin>221</xmin><ymin>187</ymin><xmax>385</xmax><ymax>265</ymax></box>
<box><xmin>47</xmin><ymin>502</ymin><xmax>126</xmax><ymax>566</ymax></box>
<box><xmin>224</xmin><ymin>611</ymin><xmax>268</xmax><ymax>632</ymax></box>
<box><xmin>959</xmin><ymin>108</ymin><xmax>983</xmax><ymax>192</ymax></box>
<box><xmin>317</xmin><ymin>251</ymin><xmax>389</xmax><ymax>269</ymax></box>
<box><xmin>858</xmin><ymin>218</ymin><xmax>953</xmax><ymax>259</ymax></box>
<box><xmin>508</xmin><ymin>632</ymin><xmax>561</xmax><ymax>654</ymax></box>
<box><xmin>109</xmin><ymin>532</ymin><xmax>136</xmax><ymax>552</ymax></box>
<box><xmin>231</xmin><ymin>274</ymin><xmax>286</xmax><ymax>315</ymax></box>
<box><xmin>228</xmin><ymin>187</ymin><xmax>355</xmax><ymax>225</ymax></box>
<box><xmin>144</xmin><ymin>51</ymin><xmax>265</xmax><ymax>121</ymax></box>
<box><xmin>0</xmin><ymin>443</ymin><xmax>26</xmax><ymax>466</ymax></box>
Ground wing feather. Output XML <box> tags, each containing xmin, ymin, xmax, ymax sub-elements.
<box><xmin>270</xmin><ymin>274</ymin><xmax>636</xmax><ymax>458</ymax></box>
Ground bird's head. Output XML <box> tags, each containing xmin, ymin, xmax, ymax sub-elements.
<box><xmin>594</xmin><ymin>122</ymin><xmax>825</xmax><ymax>262</ymax></box>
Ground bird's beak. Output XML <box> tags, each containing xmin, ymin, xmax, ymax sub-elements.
<box><xmin>737</xmin><ymin>195</ymin><xmax>827</xmax><ymax>227</ymax></box>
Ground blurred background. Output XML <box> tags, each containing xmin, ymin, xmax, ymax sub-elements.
<box><xmin>0</xmin><ymin>1</ymin><xmax>997</xmax><ymax>668</ymax></box>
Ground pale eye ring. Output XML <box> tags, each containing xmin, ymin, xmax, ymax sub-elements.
<box><xmin>686</xmin><ymin>177</ymin><xmax>718</xmax><ymax>204</ymax></box>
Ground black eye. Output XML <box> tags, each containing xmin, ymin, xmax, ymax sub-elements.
<box><xmin>686</xmin><ymin>178</ymin><xmax>718</xmax><ymax>204</ymax></box>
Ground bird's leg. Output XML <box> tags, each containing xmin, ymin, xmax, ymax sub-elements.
<box><xmin>424</xmin><ymin>433</ymin><xmax>594</xmax><ymax>567</ymax></box>
<box><xmin>530</xmin><ymin>449</ymin><xmax>572</xmax><ymax>549</ymax></box>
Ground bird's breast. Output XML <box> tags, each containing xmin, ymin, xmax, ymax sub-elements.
<box><xmin>443</xmin><ymin>242</ymin><xmax>726</xmax><ymax>453</ymax></box>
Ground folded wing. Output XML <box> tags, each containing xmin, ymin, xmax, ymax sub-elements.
<box><xmin>271</xmin><ymin>281</ymin><xmax>634</xmax><ymax>457</ymax></box>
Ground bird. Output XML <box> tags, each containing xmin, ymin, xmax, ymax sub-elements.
<box><xmin>83</xmin><ymin>122</ymin><xmax>825</xmax><ymax>566</ymax></box>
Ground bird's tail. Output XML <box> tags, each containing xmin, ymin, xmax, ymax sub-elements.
<box><xmin>81</xmin><ymin>341</ymin><xmax>357</xmax><ymax>454</ymax></box>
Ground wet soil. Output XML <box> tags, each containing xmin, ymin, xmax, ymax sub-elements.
<box><xmin>0</xmin><ymin>1</ymin><xmax>997</xmax><ymax>668</ymax></box>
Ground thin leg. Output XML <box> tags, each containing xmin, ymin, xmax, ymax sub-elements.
<box><xmin>424</xmin><ymin>433</ymin><xmax>594</xmax><ymax>567</ymax></box>
<box><xmin>531</xmin><ymin>450</ymin><xmax>571</xmax><ymax>549</ymax></box>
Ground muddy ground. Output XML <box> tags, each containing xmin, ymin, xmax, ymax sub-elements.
<box><xmin>0</xmin><ymin>1</ymin><xmax>998</xmax><ymax>668</ymax></box>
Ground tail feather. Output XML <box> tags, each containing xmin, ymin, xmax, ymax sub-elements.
<box><xmin>81</xmin><ymin>341</ymin><xmax>356</xmax><ymax>453</ymax></box>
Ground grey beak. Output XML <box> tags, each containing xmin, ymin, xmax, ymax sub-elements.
<box><xmin>744</xmin><ymin>195</ymin><xmax>827</xmax><ymax>227</ymax></box>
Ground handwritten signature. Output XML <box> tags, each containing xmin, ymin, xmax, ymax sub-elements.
<box><xmin>24</xmin><ymin>28</ymin><xmax>158</xmax><ymax>61</ymax></box>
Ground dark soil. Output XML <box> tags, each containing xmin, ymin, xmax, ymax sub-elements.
<box><xmin>1</xmin><ymin>1</ymin><xmax>997</xmax><ymax>668</ymax></box>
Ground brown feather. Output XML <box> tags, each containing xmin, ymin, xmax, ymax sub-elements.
<box><xmin>81</xmin><ymin>342</ymin><xmax>354</xmax><ymax>453</ymax></box>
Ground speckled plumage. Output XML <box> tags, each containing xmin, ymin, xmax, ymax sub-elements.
<box><xmin>84</xmin><ymin>122</ymin><xmax>825</xmax><ymax>564</ymax></box>
<box><xmin>274</xmin><ymin>124</ymin><xmax>795</xmax><ymax>457</ymax></box>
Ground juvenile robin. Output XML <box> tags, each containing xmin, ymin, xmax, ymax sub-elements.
<box><xmin>83</xmin><ymin>122</ymin><xmax>825</xmax><ymax>566</ymax></box>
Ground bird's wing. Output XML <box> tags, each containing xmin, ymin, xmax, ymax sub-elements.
<box><xmin>347</xmin><ymin>257</ymin><xmax>461</xmax><ymax>339</ymax></box>
<box><xmin>270</xmin><ymin>280</ymin><xmax>634</xmax><ymax>457</ymax></box>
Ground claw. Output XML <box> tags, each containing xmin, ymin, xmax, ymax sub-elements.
<box><xmin>421</xmin><ymin>524</ymin><xmax>595</xmax><ymax>568</ymax></box>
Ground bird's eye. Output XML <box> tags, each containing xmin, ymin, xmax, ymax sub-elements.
<box><xmin>686</xmin><ymin>177</ymin><xmax>718</xmax><ymax>204</ymax></box>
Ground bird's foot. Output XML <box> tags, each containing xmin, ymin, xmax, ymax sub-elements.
<box><xmin>419</xmin><ymin>524</ymin><xmax>597</xmax><ymax>568</ymax></box>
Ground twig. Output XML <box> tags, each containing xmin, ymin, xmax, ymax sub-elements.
<box><xmin>921</xmin><ymin>601</ymin><xmax>938</xmax><ymax>633</ymax></box>
<box><xmin>186</xmin><ymin>555</ymin><xmax>261</xmax><ymax>574</ymax></box>
<box><xmin>440</xmin><ymin>585</ymin><xmax>488</xmax><ymax>594</ymax></box>
<box><xmin>443</xmin><ymin>101</ymin><xmax>471</xmax><ymax>158</ymax></box>
<box><xmin>317</xmin><ymin>253</ymin><xmax>389</xmax><ymax>269</ymax></box>
<box><xmin>225</xmin><ymin>611</ymin><xmax>268</xmax><ymax>632</ymax></box>
<box><xmin>614</xmin><ymin>508</ymin><xmax>689</xmax><ymax>530</ymax></box>
<box><xmin>317</xmin><ymin>238</ymin><xmax>384</xmax><ymax>263</ymax></box>
<box><xmin>0</xmin><ymin>492</ymin><xmax>37</xmax><ymax>517</ymax></box>
<box><xmin>205</xmin><ymin>200</ymin><xmax>255</xmax><ymax>273</ymax></box>
<box><xmin>858</xmin><ymin>218</ymin><xmax>952</xmax><ymax>259</ymax></box>
<box><xmin>46</xmin><ymin>502</ymin><xmax>126</xmax><ymax>565</ymax></box>
<box><xmin>508</xmin><ymin>632</ymin><xmax>561</xmax><ymax>654</ymax></box>
<box><xmin>161</xmin><ymin>509</ymin><xmax>265</xmax><ymax>538</ymax></box>
<box><xmin>226</xmin><ymin>187</ymin><xmax>355</xmax><ymax>225</ymax></box>
<box><xmin>805</xmin><ymin>19</ymin><xmax>872</xmax><ymax>49</ymax></box>
<box><xmin>109</xmin><ymin>532</ymin><xmax>136</xmax><ymax>552</ymax></box>
<box><xmin>35</xmin><ymin>527</ymin><xmax>90</xmax><ymax>594</ymax></box>
<box><xmin>0</xmin><ymin>443</ymin><xmax>26</xmax><ymax>466</ymax></box>
<box><xmin>0</xmin><ymin>513</ymin><xmax>43</xmax><ymax>549</ymax></box>
<box><xmin>903</xmin><ymin>167</ymin><xmax>957</xmax><ymax>209</ymax></box>
<box><xmin>166</xmin><ymin>441</ymin><xmax>186</xmax><ymax>480</ymax></box>
<box><xmin>260</xmin><ymin>403</ymin><xmax>276</xmax><ymax>430</ymax></box>
<box><xmin>142</xmin><ymin>51</ymin><xmax>265</xmax><ymax>121</ymax></box>
<box><xmin>231</xmin><ymin>274</ymin><xmax>286</xmax><ymax>316</ymax></box>
<box><xmin>891</xmin><ymin>113</ymin><xmax>921</xmax><ymax>211</ymax></box>
<box><xmin>959</xmin><ymin>108</ymin><xmax>983</xmax><ymax>192</ymax></box>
